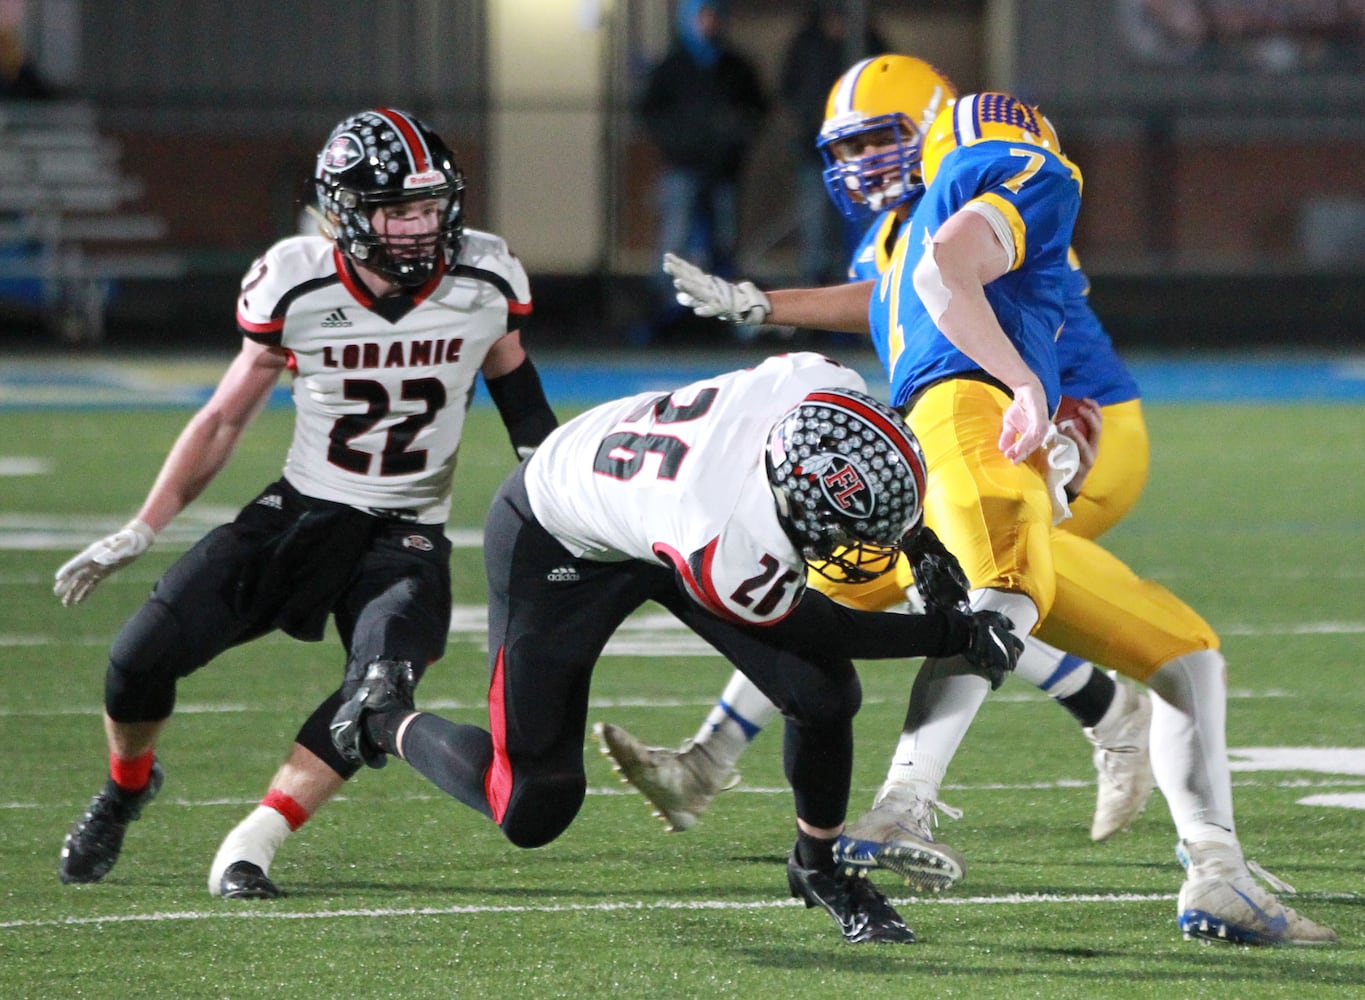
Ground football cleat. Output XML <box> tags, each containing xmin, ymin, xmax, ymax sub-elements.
<box><xmin>216</xmin><ymin>860</ymin><xmax>282</xmax><ymax>900</ymax></box>
<box><xmin>330</xmin><ymin>658</ymin><xmax>416</xmax><ymax>768</ymax></box>
<box><xmin>787</xmin><ymin>851</ymin><xmax>916</xmax><ymax>944</ymax></box>
<box><xmin>1177</xmin><ymin>840</ymin><xmax>1336</xmax><ymax>946</ymax></box>
<box><xmin>593</xmin><ymin>722</ymin><xmax>739</xmax><ymax>832</ymax></box>
<box><xmin>1085</xmin><ymin>679</ymin><xmax>1156</xmax><ymax>841</ymax></box>
<box><xmin>835</xmin><ymin>787</ymin><xmax>966</xmax><ymax>894</ymax></box>
<box><xmin>58</xmin><ymin>761</ymin><xmax>164</xmax><ymax>884</ymax></box>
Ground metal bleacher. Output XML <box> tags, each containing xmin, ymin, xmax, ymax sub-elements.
<box><xmin>0</xmin><ymin>99</ymin><xmax>184</xmax><ymax>342</ymax></box>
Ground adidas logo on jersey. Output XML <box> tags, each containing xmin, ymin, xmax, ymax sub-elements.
<box><xmin>547</xmin><ymin>564</ymin><xmax>580</xmax><ymax>583</ymax></box>
<box><xmin>255</xmin><ymin>493</ymin><xmax>283</xmax><ymax>509</ymax></box>
<box><xmin>320</xmin><ymin>308</ymin><xmax>352</xmax><ymax>328</ymax></box>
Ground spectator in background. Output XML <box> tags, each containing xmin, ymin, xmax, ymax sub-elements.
<box><xmin>778</xmin><ymin>1</ymin><xmax>886</xmax><ymax>286</ymax></box>
<box><xmin>0</xmin><ymin>25</ymin><xmax>54</xmax><ymax>99</ymax></box>
<box><xmin>635</xmin><ymin>0</ymin><xmax>767</xmax><ymax>343</ymax></box>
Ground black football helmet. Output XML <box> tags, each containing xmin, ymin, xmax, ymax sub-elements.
<box><xmin>314</xmin><ymin>108</ymin><xmax>465</xmax><ymax>286</ymax></box>
<box><xmin>766</xmin><ymin>388</ymin><xmax>927</xmax><ymax>583</ymax></box>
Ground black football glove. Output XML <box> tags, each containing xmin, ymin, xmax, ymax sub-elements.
<box><xmin>902</xmin><ymin>526</ymin><xmax>971</xmax><ymax>613</ymax></box>
<box><xmin>962</xmin><ymin>609</ymin><xmax>1024</xmax><ymax>690</ymax></box>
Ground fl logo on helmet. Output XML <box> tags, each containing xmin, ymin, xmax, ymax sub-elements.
<box><xmin>322</xmin><ymin>132</ymin><xmax>366</xmax><ymax>173</ymax></box>
<box><xmin>802</xmin><ymin>453</ymin><xmax>875</xmax><ymax>518</ymax></box>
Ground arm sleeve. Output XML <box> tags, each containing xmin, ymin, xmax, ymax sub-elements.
<box><xmin>759</xmin><ymin>588</ymin><xmax>973</xmax><ymax>660</ymax></box>
<box><xmin>484</xmin><ymin>357</ymin><xmax>558</xmax><ymax>458</ymax></box>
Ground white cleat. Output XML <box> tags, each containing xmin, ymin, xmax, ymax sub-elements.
<box><xmin>834</xmin><ymin>788</ymin><xmax>966</xmax><ymax>894</ymax></box>
<box><xmin>1177</xmin><ymin>840</ymin><xmax>1336</xmax><ymax>946</ymax></box>
<box><xmin>1085</xmin><ymin>679</ymin><xmax>1156</xmax><ymax>841</ymax></box>
<box><xmin>593</xmin><ymin>722</ymin><xmax>739</xmax><ymax>832</ymax></box>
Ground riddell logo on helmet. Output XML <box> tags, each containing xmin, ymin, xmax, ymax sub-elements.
<box><xmin>323</xmin><ymin>133</ymin><xmax>365</xmax><ymax>172</ymax></box>
<box><xmin>803</xmin><ymin>453</ymin><xmax>875</xmax><ymax>517</ymax></box>
<box><xmin>404</xmin><ymin>170</ymin><xmax>445</xmax><ymax>189</ymax></box>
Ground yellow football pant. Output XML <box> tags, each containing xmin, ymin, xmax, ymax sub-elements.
<box><xmin>811</xmin><ymin>379</ymin><xmax>1215</xmax><ymax>682</ymax></box>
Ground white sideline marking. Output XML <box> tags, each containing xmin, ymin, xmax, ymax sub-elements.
<box><xmin>0</xmin><ymin>516</ymin><xmax>485</xmax><ymax>552</ymax></box>
<box><xmin>0</xmin><ymin>689</ymin><xmax>1308</xmax><ymax>719</ymax></box>
<box><xmin>0</xmin><ymin>457</ymin><xmax>51</xmax><ymax>476</ymax></box>
<box><xmin>0</xmin><ymin>892</ymin><xmax>1183</xmax><ymax>930</ymax></box>
<box><xmin>7</xmin><ymin>774</ymin><xmax>1361</xmax><ymax>814</ymax></box>
<box><xmin>1298</xmin><ymin>793</ymin><xmax>1365</xmax><ymax>809</ymax></box>
<box><xmin>1230</xmin><ymin>747</ymin><xmax>1365</xmax><ymax>776</ymax></box>
<box><xmin>1</xmin><ymin>889</ymin><xmax>1355</xmax><ymax>931</ymax></box>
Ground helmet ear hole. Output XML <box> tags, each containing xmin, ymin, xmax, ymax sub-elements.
<box><xmin>766</xmin><ymin>388</ymin><xmax>927</xmax><ymax>584</ymax></box>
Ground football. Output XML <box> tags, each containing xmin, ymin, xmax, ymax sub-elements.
<box><xmin>1054</xmin><ymin>395</ymin><xmax>1097</xmax><ymax>445</ymax></box>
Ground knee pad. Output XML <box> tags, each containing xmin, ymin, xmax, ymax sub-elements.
<box><xmin>294</xmin><ymin>691</ymin><xmax>361</xmax><ymax>779</ymax></box>
<box><xmin>1147</xmin><ymin>648</ymin><xmax>1227</xmax><ymax>714</ymax></box>
<box><xmin>783</xmin><ymin>667</ymin><xmax>862</xmax><ymax>731</ymax></box>
<box><xmin>499</xmin><ymin>771</ymin><xmax>586</xmax><ymax>848</ymax></box>
<box><xmin>105</xmin><ymin>600</ymin><xmax>188</xmax><ymax>722</ymax></box>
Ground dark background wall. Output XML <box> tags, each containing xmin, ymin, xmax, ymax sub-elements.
<box><xmin>6</xmin><ymin>0</ymin><xmax>1365</xmax><ymax>350</ymax></box>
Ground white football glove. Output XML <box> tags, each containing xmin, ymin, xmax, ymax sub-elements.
<box><xmin>662</xmin><ymin>253</ymin><xmax>771</xmax><ymax>325</ymax></box>
<box><xmin>53</xmin><ymin>519</ymin><xmax>156</xmax><ymax>607</ymax></box>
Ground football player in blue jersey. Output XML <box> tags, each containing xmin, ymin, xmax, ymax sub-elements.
<box><xmin>605</xmin><ymin>63</ymin><xmax>1336</xmax><ymax>946</ymax></box>
<box><xmin>600</xmin><ymin>54</ymin><xmax>1153</xmax><ymax>847</ymax></box>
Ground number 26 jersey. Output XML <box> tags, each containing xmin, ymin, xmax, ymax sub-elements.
<box><xmin>524</xmin><ymin>352</ymin><xmax>865</xmax><ymax>626</ymax></box>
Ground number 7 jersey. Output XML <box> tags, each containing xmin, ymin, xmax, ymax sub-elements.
<box><xmin>873</xmin><ymin>96</ymin><xmax>1083</xmax><ymax>414</ymax></box>
<box><xmin>236</xmin><ymin>230</ymin><xmax>531</xmax><ymax>523</ymax></box>
<box><xmin>524</xmin><ymin>353</ymin><xmax>866</xmax><ymax>626</ymax></box>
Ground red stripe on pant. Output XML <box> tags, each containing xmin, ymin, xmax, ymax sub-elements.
<box><xmin>484</xmin><ymin>645</ymin><xmax>514</xmax><ymax>823</ymax></box>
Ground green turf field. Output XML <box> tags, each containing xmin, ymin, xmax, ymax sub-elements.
<box><xmin>2</xmin><ymin>400</ymin><xmax>1362</xmax><ymax>999</ymax></box>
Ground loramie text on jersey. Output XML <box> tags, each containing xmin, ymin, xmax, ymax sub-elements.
<box><xmin>320</xmin><ymin>338</ymin><xmax>464</xmax><ymax>370</ymax></box>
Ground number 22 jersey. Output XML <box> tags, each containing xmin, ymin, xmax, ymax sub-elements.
<box><xmin>236</xmin><ymin>230</ymin><xmax>531</xmax><ymax>523</ymax></box>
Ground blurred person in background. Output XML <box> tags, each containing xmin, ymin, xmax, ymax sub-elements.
<box><xmin>634</xmin><ymin>0</ymin><xmax>767</xmax><ymax>344</ymax></box>
<box><xmin>0</xmin><ymin>24</ymin><xmax>54</xmax><ymax>99</ymax></box>
<box><xmin>778</xmin><ymin>0</ymin><xmax>887</xmax><ymax>287</ymax></box>
<box><xmin>52</xmin><ymin>108</ymin><xmax>557</xmax><ymax>900</ymax></box>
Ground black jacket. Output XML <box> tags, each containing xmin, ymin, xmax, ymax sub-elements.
<box><xmin>638</xmin><ymin>45</ymin><xmax>768</xmax><ymax>178</ymax></box>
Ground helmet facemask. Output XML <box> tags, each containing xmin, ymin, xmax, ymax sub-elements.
<box><xmin>766</xmin><ymin>390</ymin><xmax>927</xmax><ymax>584</ymax></box>
<box><xmin>818</xmin><ymin>112</ymin><xmax>924</xmax><ymax>222</ymax></box>
<box><xmin>329</xmin><ymin>186</ymin><xmax>463</xmax><ymax>287</ymax></box>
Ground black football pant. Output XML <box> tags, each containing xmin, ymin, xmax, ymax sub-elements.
<box><xmin>389</xmin><ymin>464</ymin><xmax>861</xmax><ymax>848</ymax></box>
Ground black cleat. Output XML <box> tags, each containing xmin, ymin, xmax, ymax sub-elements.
<box><xmin>787</xmin><ymin>851</ymin><xmax>916</xmax><ymax>944</ymax></box>
<box><xmin>59</xmin><ymin>761</ymin><xmax>164</xmax><ymax>884</ymax></box>
<box><xmin>330</xmin><ymin>658</ymin><xmax>416</xmax><ymax>768</ymax></box>
<box><xmin>217</xmin><ymin>861</ymin><xmax>282</xmax><ymax>900</ymax></box>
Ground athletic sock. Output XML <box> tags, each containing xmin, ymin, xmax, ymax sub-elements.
<box><xmin>261</xmin><ymin>789</ymin><xmax>310</xmax><ymax>832</ymax></box>
<box><xmin>1058</xmin><ymin>668</ymin><xmax>1118</xmax><ymax>729</ymax></box>
<box><xmin>208</xmin><ymin>804</ymin><xmax>293</xmax><ymax>890</ymax></box>
<box><xmin>109</xmin><ymin>749</ymin><xmax>155</xmax><ymax>793</ymax></box>
<box><xmin>690</xmin><ymin>671</ymin><xmax>779</xmax><ymax>769</ymax></box>
<box><xmin>795</xmin><ymin>828</ymin><xmax>838</xmax><ymax>874</ymax></box>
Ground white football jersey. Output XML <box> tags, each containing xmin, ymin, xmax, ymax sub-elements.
<box><xmin>525</xmin><ymin>353</ymin><xmax>866</xmax><ymax>625</ymax></box>
<box><xmin>236</xmin><ymin>230</ymin><xmax>530</xmax><ymax>522</ymax></box>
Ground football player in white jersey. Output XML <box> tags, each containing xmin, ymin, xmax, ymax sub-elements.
<box><xmin>53</xmin><ymin>108</ymin><xmax>558</xmax><ymax>900</ymax></box>
<box><xmin>326</xmin><ymin>351</ymin><xmax>1023</xmax><ymax>944</ymax></box>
